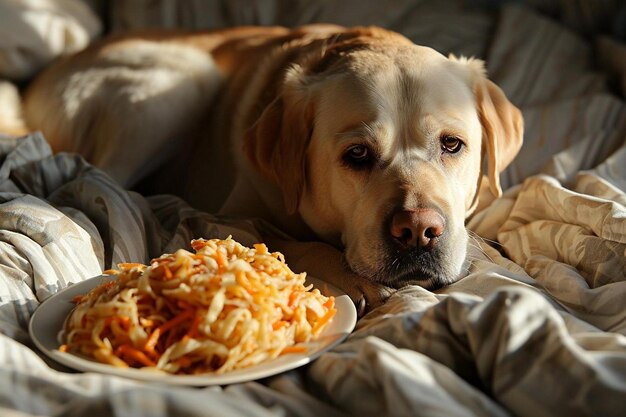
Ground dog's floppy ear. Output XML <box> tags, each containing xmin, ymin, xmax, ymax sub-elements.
<box><xmin>452</xmin><ymin>55</ymin><xmax>524</xmax><ymax>198</ymax></box>
<box><xmin>476</xmin><ymin>79</ymin><xmax>524</xmax><ymax>197</ymax></box>
<box><xmin>475</xmin><ymin>75</ymin><xmax>524</xmax><ymax>198</ymax></box>
<box><xmin>242</xmin><ymin>66</ymin><xmax>314</xmax><ymax>214</ymax></box>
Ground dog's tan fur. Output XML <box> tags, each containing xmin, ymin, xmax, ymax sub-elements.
<box><xmin>22</xmin><ymin>25</ymin><xmax>523</xmax><ymax>312</ymax></box>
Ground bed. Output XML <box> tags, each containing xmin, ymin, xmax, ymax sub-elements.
<box><xmin>0</xmin><ymin>1</ymin><xmax>625</xmax><ymax>416</ymax></box>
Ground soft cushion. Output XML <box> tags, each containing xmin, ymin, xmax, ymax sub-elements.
<box><xmin>0</xmin><ymin>0</ymin><xmax>101</xmax><ymax>81</ymax></box>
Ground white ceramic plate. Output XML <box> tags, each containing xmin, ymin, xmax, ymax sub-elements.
<box><xmin>29</xmin><ymin>275</ymin><xmax>356</xmax><ymax>386</ymax></box>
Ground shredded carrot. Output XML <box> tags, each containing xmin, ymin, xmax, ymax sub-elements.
<box><xmin>236</xmin><ymin>270</ymin><xmax>256</xmax><ymax>294</ymax></box>
<box><xmin>118</xmin><ymin>262</ymin><xmax>145</xmax><ymax>270</ymax></box>
<box><xmin>280</xmin><ymin>345</ymin><xmax>307</xmax><ymax>355</ymax></box>
<box><xmin>186</xmin><ymin>314</ymin><xmax>202</xmax><ymax>338</ymax></box>
<box><xmin>272</xmin><ymin>320</ymin><xmax>288</xmax><ymax>330</ymax></box>
<box><xmin>59</xmin><ymin>344</ymin><xmax>68</xmax><ymax>353</ymax></box>
<box><xmin>162</xmin><ymin>264</ymin><xmax>173</xmax><ymax>279</ymax></box>
<box><xmin>144</xmin><ymin>328</ymin><xmax>161</xmax><ymax>354</ymax></box>
<box><xmin>159</xmin><ymin>309</ymin><xmax>194</xmax><ymax>333</ymax></box>
<box><xmin>288</xmin><ymin>291</ymin><xmax>302</xmax><ymax>307</ymax></box>
<box><xmin>323</xmin><ymin>296</ymin><xmax>335</xmax><ymax>310</ymax></box>
<box><xmin>215</xmin><ymin>249</ymin><xmax>226</xmax><ymax>269</ymax></box>
<box><xmin>104</xmin><ymin>316</ymin><xmax>130</xmax><ymax>329</ymax></box>
<box><xmin>176</xmin><ymin>357</ymin><xmax>193</xmax><ymax>368</ymax></box>
<box><xmin>116</xmin><ymin>345</ymin><xmax>156</xmax><ymax>367</ymax></box>
<box><xmin>312</xmin><ymin>308</ymin><xmax>337</xmax><ymax>334</ymax></box>
<box><xmin>191</xmin><ymin>240</ymin><xmax>208</xmax><ymax>251</ymax></box>
<box><xmin>118</xmin><ymin>316</ymin><xmax>130</xmax><ymax>329</ymax></box>
<box><xmin>165</xmin><ymin>327</ymin><xmax>182</xmax><ymax>348</ymax></box>
<box><xmin>152</xmin><ymin>257</ymin><xmax>172</xmax><ymax>264</ymax></box>
<box><xmin>176</xmin><ymin>300</ymin><xmax>192</xmax><ymax>310</ymax></box>
<box><xmin>253</xmin><ymin>243</ymin><xmax>268</xmax><ymax>254</ymax></box>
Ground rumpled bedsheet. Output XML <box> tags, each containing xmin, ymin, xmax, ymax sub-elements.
<box><xmin>1</xmin><ymin>2</ymin><xmax>625</xmax><ymax>417</ymax></box>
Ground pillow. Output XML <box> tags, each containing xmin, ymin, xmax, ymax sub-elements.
<box><xmin>0</xmin><ymin>0</ymin><xmax>101</xmax><ymax>81</ymax></box>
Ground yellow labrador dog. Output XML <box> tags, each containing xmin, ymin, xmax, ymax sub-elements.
<box><xmin>23</xmin><ymin>25</ymin><xmax>523</xmax><ymax>313</ymax></box>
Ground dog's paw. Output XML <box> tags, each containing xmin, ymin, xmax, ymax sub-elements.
<box><xmin>345</xmin><ymin>280</ymin><xmax>395</xmax><ymax>317</ymax></box>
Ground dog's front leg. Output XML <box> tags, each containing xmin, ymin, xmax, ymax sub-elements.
<box><xmin>264</xmin><ymin>238</ymin><xmax>395</xmax><ymax>316</ymax></box>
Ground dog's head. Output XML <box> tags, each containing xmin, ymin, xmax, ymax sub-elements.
<box><xmin>243</xmin><ymin>27</ymin><xmax>523</xmax><ymax>289</ymax></box>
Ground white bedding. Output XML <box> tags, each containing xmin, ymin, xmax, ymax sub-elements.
<box><xmin>0</xmin><ymin>2</ymin><xmax>625</xmax><ymax>416</ymax></box>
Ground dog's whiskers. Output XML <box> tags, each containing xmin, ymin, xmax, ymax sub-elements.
<box><xmin>468</xmin><ymin>230</ymin><xmax>501</xmax><ymax>248</ymax></box>
<box><xmin>466</xmin><ymin>234</ymin><xmax>496</xmax><ymax>264</ymax></box>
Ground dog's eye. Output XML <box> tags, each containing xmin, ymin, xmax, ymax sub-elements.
<box><xmin>440</xmin><ymin>136</ymin><xmax>464</xmax><ymax>154</ymax></box>
<box><xmin>343</xmin><ymin>144</ymin><xmax>374</xmax><ymax>168</ymax></box>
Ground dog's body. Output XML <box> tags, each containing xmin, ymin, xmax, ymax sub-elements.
<box><xmin>23</xmin><ymin>25</ymin><xmax>523</xmax><ymax>312</ymax></box>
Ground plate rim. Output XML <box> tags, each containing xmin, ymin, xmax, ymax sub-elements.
<box><xmin>28</xmin><ymin>274</ymin><xmax>356</xmax><ymax>386</ymax></box>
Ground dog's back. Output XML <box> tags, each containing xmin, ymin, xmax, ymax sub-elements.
<box><xmin>22</xmin><ymin>25</ymin><xmax>357</xmax><ymax>212</ymax></box>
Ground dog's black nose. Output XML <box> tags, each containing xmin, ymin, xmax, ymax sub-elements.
<box><xmin>390</xmin><ymin>209</ymin><xmax>444</xmax><ymax>250</ymax></box>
